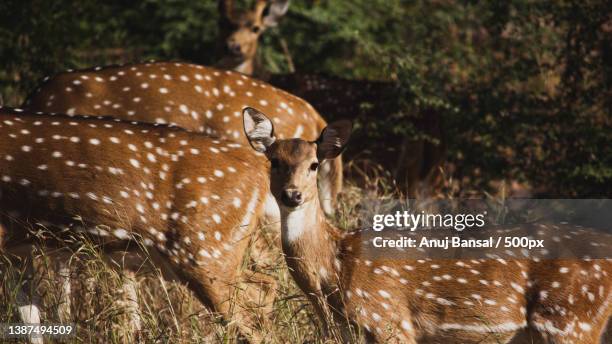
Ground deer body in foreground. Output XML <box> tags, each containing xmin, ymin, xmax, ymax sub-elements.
<box><xmin>24</xmin><ymin>61</ymin><xmax>341</xmax><ymax>216</ymax></box>
<box><xmin>0</xmin><ymin>107</ymin><xmax>273</xmax><ymax>342</ymax></box>
<box><xmin>217</xmin><ymin>0</ymin><xmax>290</xmax><ymax>75</ymax></box>
<box><xmin>242</xmin><ymin>107</ymin><xmax>612</xmax><ymax>343</ymax></box>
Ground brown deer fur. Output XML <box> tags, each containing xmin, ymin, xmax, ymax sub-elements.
<box><xmin>0</xmin><ymin>107</ymin><xmax>273</xmax><ymax>341</ymax></box>
<box><xmin>23</xmin><ymin>61</ymin><xmax>341</xmax><ymax>216</ymax></box>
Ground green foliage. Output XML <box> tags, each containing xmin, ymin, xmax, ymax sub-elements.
<box><xmin>0</xmin><ymin>0</ymin><xmax>609</xmax><ymax>196</ymax></box>
<box><xmin>0</xmin><ymin>0</ymin><xmax>218</xmax><ymax>104</ymax></box>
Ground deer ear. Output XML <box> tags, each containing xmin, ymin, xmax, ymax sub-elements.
<box><xmin>316</xmin><ymin>120</ymin><xmax>352</xmax><ymax>160</ymax></box>
<box><xmin>262</xmin><ymin>0</ymin><xmax>290</xmax><ymax>28</ymax></box>
<box><xmin>243</xmin><ymin>107</ymin><xmax>276</xmax><ymax>153</ymax></box>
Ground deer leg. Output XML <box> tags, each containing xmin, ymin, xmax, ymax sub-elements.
<box><xmin>318</xmin><ymin>156</ymin><xmax>343</xmax><ymax>216</ymax></box>
<box><xmin>171</xmin><ymin>258</ymin><xmax>269</xmax><ymax>343</ymax></box>
<box><xmin>237</xmin><ymin>269</ymin><xmax>276</xmax><ymax>333</ymax></box>
<box><xmin>13</xmin><ymin>254</ymin><xmax>44</xmax><ymax>344</ymax></box>
<box><xmin>80</xmin><ymin>273</ymin><xmax>97</xmax><ymax>321</ymax></box>
<box><xmin>106</xmin><ymin>250</ymin><xmax>143</xmax><ymax>338</ymax></box>
<box><xmin>55</xmin><ymin>258</ymin><xmax>72</xmax><ymax>322</ymax></box>
<box><xmin>217</xmin><ymin>268</ymin><xmax>275</xmax><ymax>343</ymax></box>
<box><xmin>529</xmin><ymin>303</ymin><xmax>611</xmax><ymax>344</ymax></box>
<box><xmin>121</xmin><ymin>270</ymin><xmax>142</xmax><ymax>334</ymax></box>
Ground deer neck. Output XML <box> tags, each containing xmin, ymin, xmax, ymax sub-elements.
<box><xmin>215</xmin><ymin>56</ymin><xmax>254</xmax><ymax>75</ymax></box>
<box><xmin>234</xmin><ymin>59</ymin><xmax>254</xmax><ymax>75</ymax></box>
<box><xmin>280</xmin><ymin>198</ymin><xmax>340</xmax><ymax>295</ymax></box>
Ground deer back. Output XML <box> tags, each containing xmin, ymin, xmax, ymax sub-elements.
<box><xmin>25</xmin><ymin>62</ymin><xmax>327</xmax><ymax>143</ymax></box>
<box><xmin>0</xmin><ymin>108</ymin><xmax>269</xmax><ymax>272</ymax></box>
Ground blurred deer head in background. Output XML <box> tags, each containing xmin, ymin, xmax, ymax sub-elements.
<box><xmin>217</xmin><ymin>0</ymin><xmax>290</xmax><ymax>75</ymax></box>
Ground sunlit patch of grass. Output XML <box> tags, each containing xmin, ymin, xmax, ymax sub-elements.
<box><xmin>0</xmin><ymin>227</ymin><xmax>345</xmax><ymax>343</ymax></box>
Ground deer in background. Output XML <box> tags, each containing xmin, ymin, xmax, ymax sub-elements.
<box><xmin>216</xmin><ymin>0</ymin><xmax>290</xmax><ymax>75</ymax></box>
<box><xmin>214</xmin><ymin>0</ymin><xmax>444</xmax><ymax>195</ymax></box>
<box><xmin>0</xmin><ymin>107</ymin><xmax>274</xmax><ymax>342</ymax></box>
<box><xmin>213</xmin><ymin>0</ymin><xmax>444</xmax><ymax>195</ymax></box>
<box><xmin>268</xmin><ymin>73</ymin><xmax>446</xmax><ymax>197</ymax></box>
<box><xmin>242</xmin><ymin>107</ymin><xmax>612</xmax><ymax>343</ymax></box>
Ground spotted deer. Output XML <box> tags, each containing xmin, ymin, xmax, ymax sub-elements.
<box><xmin>268</xmin><ymin>73</ymin><xmax>445</xmax><ymax>197</ymax></box>
<box><xmin>217</xmin><ymin>0</ymin><xmax>290</xmax><ymax>75</ymax></box>
<box><xmin>23</xmin><ymin>61</ymin><xmax>341</xmax><ymax>216</ymax></box>
<box><xmin>22</xmin><ymin>61</ymin><xmax>344</xmax><ymax>340</ymax></box>
<box><xmin>242</xmin><ymin>107</ymin><xmax>612</xmax><ymax>343</ymax></box>
<box><xmin>214</xmin><ymin>0</ymin><xmax>446</xmax><ymax>196</ymax></box>
<box><xmin>0</xmin><ymin>107</ymin><xmax>274</xmax><ymax>342</ymax></box>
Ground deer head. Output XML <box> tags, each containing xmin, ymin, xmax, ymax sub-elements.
<box><xmin>217</xmin><ymin>0</ymin><xmax>290</xmax><ymax>74</ymax></box>
<box><xmin>243</xmin><ymin>107</ymin><xmax>352</xmax><ymax>211</ymax></box>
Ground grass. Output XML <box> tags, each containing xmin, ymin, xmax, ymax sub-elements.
<box><xmin>0</xmin><ymin>166</ymin><xmax>540</xmax><ymax>344</ymax></box>
<box><xmin>0</xmin><ymin>224</ymin><xmax>324</xmax><ymax>343</ymax></box>
<box><xmin>0</xmin><ymin>178</ymin><xmax>388</xmax><ymax>344</ymax></box>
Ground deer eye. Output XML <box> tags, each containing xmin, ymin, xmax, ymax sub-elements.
<box><xmin>270</xmin><ymin>158</ymin><xmax>279</xmax><ymax>169</ymax></box>
<box><xmin>310</xmin><ymin>162</ymin><xmax>319</xmax><ymax>171</ymax></box>
<box><xmin>251</xmin><ymin>25</ymin><xmax>261</xmax><ymax>33</ymax></box>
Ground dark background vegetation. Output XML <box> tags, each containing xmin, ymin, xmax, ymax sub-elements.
<box><xmin>0</xmin><ymin>0</ymin><xmax>610</xmax><ymax>197</ymax></box>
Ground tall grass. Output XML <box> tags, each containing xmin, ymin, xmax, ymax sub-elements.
<box><xmin>0</xmin><ymin>179</ymin><xmax>384</xmax><ymax>343</ymax></box>
<box><xmin>0</xmin><ymin>164</ymin><xmax>530</xmax><ymax>344</ymax></box>
<box><xmin>0</xmin><ymin>225</ymin><xmax>334</xmax><ymax>343</ymax></box>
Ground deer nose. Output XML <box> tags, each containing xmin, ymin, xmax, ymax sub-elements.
<box><xmin>227</xmin><ymin>41</ymin><xmax>242</xmax><ymax>55</ymax></box>
<box><xmin>281</xmin><ymin>189</ymin><xmax>303</xmax><ymax>208</ymax></box>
